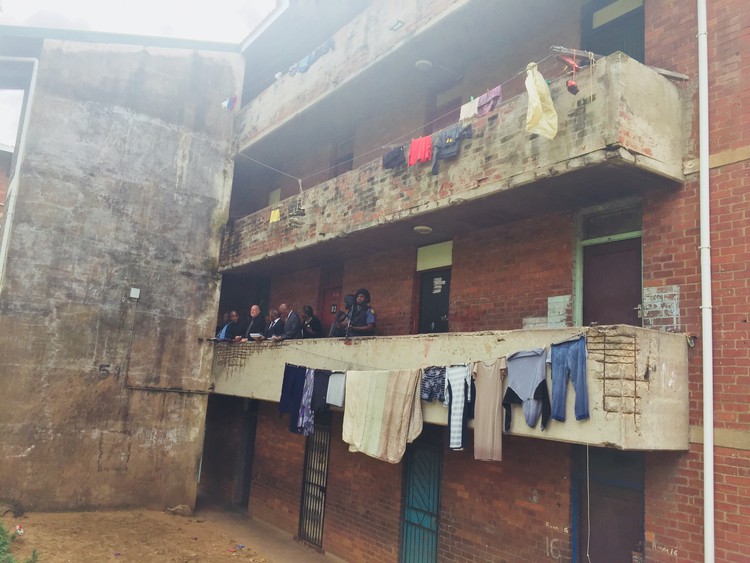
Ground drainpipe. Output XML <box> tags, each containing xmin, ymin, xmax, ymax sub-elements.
<box><xmin>0</xmin><ymin>57</ymin><xmax>39</xmax><ymax>293</ymax></box>
<box><xmin>696</xmin><ymin>1</ymin><xmax>714</xmax><ymax>562</ymax></box>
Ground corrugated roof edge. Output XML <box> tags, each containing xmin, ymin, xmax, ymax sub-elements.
<box><xmin>0</xmin><ymin>25</ymin><xmax>240</xmax><ymax>52</ymax></box>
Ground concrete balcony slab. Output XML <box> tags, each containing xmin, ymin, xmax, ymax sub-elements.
<box><xmin>210</xmin><ymin>325</ymin><xmax>689</xmax><ymax>451</ymax></box>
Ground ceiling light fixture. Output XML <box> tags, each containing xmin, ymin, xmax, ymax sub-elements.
<box><xmin>413</xmin><ymin>225</ymin><xmax>433</xmax><ymax>235</ymax></box>
<box><xmin>414</xmin><ymin>59</ymin><xmax>434</xmax><ymax>72</ymax></box>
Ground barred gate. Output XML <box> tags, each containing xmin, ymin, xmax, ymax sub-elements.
<box><xmin>297</xmin><ymin>413</ymin><xmax>332</xmax><ymax>548</ymax></box>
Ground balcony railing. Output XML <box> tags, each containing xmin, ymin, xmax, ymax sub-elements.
<box><xmin>211</xmin><ymin>325</ymin><xmax>690</xmax><ymax>451</ymax></box>
<box><xmin>221</xmin><ymin>54</ymin><xmax>685</xmax><ymax>271</ymax></box>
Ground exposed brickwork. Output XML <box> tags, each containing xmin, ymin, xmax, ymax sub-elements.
<box><xmin>323</xmin><ymin>412</ymin><xmax>403</xmax><ymax>561</ymax></box>
<box><xmin>440</xmin><ymin>437</ymin><xmax>572</xmax><ymax>563</ymax></box>
<box><xmin>450</xmin><ymin>212</ymin><xmax>574</xmax><ymax>332</ymax></box>
<box><xmin>268</xmin><ymin>265</ymin><xmax>323</xmax><ymax>316</ymax></box>
<box><xmin>643</xmin><ymin>2</ymin><xmax>750</xmax><ymax>562</ymax></box>
<box><xmin>344</xmin><ymin>246</ymin><xmax>417</xmax><ymax>336</ymax></box>
<box><xmin>248</xmin><ymin>401</ymin><xmax>306</xmax><ymax>532</ymax></box>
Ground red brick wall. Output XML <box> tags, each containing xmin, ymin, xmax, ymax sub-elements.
<box><xmin>268</xmin><ymin>265</ymin><xmax>323</xmax><ymax>318</ymax></box>
<box><xmin>324</xmin><ymin>412</ymin><xmax>403</xmax><ymax>561</ymax></box>
<box><xmin>344</xmin><ymin>246</ymin><xmax>418</xmax><ymax>336</ymax></box>
<box><xmin>248</xmin><ymin>401</ymin><xmax>306</xmax><ymax>532</ymax></box>
<box><xmin>451</xmin><ymin>212</ymin><xmax>575</xmax><ymax>332</ymax></box>
<box><xmin>643</xmin><ymin>1</ymin><xmax>750</xmax><ymax>562</ymax></box>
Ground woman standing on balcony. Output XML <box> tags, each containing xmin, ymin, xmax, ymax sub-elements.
<box><xmin>300</xmin><ymin>305</ymin><xmax>324</xmax><ymax>339</ymax></box>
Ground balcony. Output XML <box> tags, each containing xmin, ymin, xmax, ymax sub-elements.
<box><xmin>234</xmin><ymin>0</ymin><xmax>473</xmax><ymax>152</ymax></box>
<box><xmin>210</xmin><ymin>325</ymin><xmax>690</xmax><ymax>451</ymax></box>
<box><xmin>221</xmin><ymin>54</ymin><xmax>685</xmax><ymax>274</ymax></box>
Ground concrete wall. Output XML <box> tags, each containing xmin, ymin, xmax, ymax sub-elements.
<box><xmin>221</xmin><ymin>55</ymin><xmax>685</xmax><ymax>270</ymax></box>
<box><xmin>0</xmin><ymin>40</ymin><xmax>242</xmax><ymax>510</ymax></box>
<box><xmin>211</xmin><ymin>325</ymin><xmax>689</xmax><ymax>451</ymax></box>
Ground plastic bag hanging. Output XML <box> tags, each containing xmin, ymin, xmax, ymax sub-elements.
<box><xmin>525</xmin><ymin>62</ymin><xmax>558</xmax><ymax>140</ymax></box>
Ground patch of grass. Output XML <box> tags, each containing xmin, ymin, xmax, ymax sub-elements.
<box><xmin>0</xmin><ymin>521</ymin><xmax>37</xmax><ymax>563</ymax></box>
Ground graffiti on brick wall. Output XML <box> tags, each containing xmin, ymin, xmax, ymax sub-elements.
<box><xmin>642</xmin><ymin>285</ymin><xmax>680</xmax><ymax>332</ymax></box>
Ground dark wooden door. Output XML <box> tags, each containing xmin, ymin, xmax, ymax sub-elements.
<box><xmin>583</xmin><ymin>238</ymin><xmax>641</xmax><ymax>326</ymax></box>
<box><xmin>573</xmin><ymin>447</ymin><xmax>645</xmax><ymax>562</ymax></box>
<box><xmin>419</xmin><ymin>269</ymin><xmax>451</xmax><ymax>334</ymax></box>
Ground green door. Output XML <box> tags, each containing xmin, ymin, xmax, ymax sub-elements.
<box><xmin>400</xmin><ymin>441</ymin><xmax>442</xmax><ymax>562</ymax></box>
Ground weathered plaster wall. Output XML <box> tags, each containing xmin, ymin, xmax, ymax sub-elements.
<box><xmin>0</xmin><ymin>40</ymin><xmax>242</xmax><ymax>510</ymax></box>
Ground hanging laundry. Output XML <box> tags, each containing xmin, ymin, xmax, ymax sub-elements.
<box><xmin>382</xmin><ymin>146</ymin><xmax>406</xmax><ymax>169</ymax></box>
<box><xmin>502</xmin><ymin>348</ymin><xmax>551</xmax><ymax>431</ymax></box>
<box><xmin>342</xmin><ymin>369</ymin><xmax>423</xmax><ymax>463</ymax></box>
<box><xmin>445</xmin><ymin>364</ymin><xmax>472</xmax><ymax>450</ymax></box>
<box><xmin>279</xmin><ymin>363</ymin><xmax>307</xmax><ymax>433</ymax></box>
<box><xmin>431</xmin><ymin>123</ymin><xmax>473</xmax><ymax>174</ymax></box>
<box><xmin>407</xmin><ymin>135</ymin><xmax>432</xmax><ymax>167</ymax></box>
<box><xmin>310</xmin><ymin>38</ymin><xmax>335</xmax><ymax>64</ymax></box>
<box><xmin>459</xmin><ymin>97</ymin><xmax>479</xmax><ymax>121</ymax></box>
<box><xmin>476</xmin><ymin>84</ymin><xmax>502</xmax><ymax>117</ymax></box>
<box><xmin>548</xmin><ymin>335</ymin><xmax>589</xmax><ymax>422</ymax></box>
<box><xmin>296</xmin><ymin>54</ymin><xmax>313</xmax><ymax>74</ymax></box>
<box><xmin>525</xmin><ymin>62</ymin><xmax>558</xmax><ymax>139</ymax></box>
<box><xmin>221</xmin><ymin>95</ymin><xmax>237</xmax><ymax>111</ymax></box>
<box><xmin>326</xmin><ymin>371</ymin><xmax>346</xmax><ymax>407</ymax></box>
<box><xmin>311</xmin><ymin>369</ymin><xmax>332</xmax><ymax>412</ymax></box>
<box><xmin>420</xmin><ymin>366</ymin><xmax>446</xmax><ymax>403</ymax></box>
<box><xmin>472</xmin><ymin>358</ymin><xmax>506</xmax><ymax>462</ymax></box>
<box><xmin>297</xmin><ymin>368</ymin><xmax>316</xmax><ymax>436</ymax></box>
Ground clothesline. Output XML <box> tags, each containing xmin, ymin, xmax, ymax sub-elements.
<box><xmin>235</xmin><ymin>52</ymin><xmax>561</xmax><ymax>188</ymax></box>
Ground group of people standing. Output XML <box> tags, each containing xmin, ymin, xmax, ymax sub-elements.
<box><xmin>215</xmin><ymin>288</ymin><xmax>376</xmax><ymax>343</ymax></box>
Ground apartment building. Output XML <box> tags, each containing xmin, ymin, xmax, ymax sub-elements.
<box><xmin>205</xmin><ymin>1</ymin><xmax>748</xmax><ymax>562</ymax></box>
<box><xmin>0</xmin><ymin>1</ymin><xmax>747</xmax><ymax>562</ymax></box>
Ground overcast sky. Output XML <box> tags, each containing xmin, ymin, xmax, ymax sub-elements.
<box><xmin>0</xmin><ymin>0</ymin><xmax>277</xmax><ymax>146</ymax></box>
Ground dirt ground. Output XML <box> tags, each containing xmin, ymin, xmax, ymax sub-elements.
<box><xmin>2</xmin><ymin>505</ymin><xmax>328</xmax><ymax>563</ymax></box>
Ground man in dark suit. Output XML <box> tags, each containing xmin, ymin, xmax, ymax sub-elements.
<box><xmin>274</xmin><ymin>303</ymin><xmax>302</xmax><ymax>341</ymax></box>
<box><xmin>261</xmin><ymin>308</ymin><xmax>284</xmax><ymax>340</ymax></box>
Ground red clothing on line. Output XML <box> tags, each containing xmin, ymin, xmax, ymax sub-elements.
<box><xmin>408</xmin><ymin>135</ymin><xmax>432</xmax><ymax>166</ymax></box>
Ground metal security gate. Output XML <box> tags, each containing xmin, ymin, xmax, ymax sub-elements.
<box><xmin>400</xmin><ymin>442</ymin><xmax>442</xmax><ymax>563</ymax></box>
<box><xmin>297</xmin><ymin>413</ymin><xmax>332</xmax><ymax>548</ymax></box>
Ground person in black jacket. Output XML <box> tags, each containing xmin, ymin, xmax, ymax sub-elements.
<box><xmin>300</xmin><ymin>305</ymin><xmax>324</xmax><ymax>339</ymax></box>
<box><xmin>260</xmin><ymin>308</ymin><xmax>284</xmax><ymax>340</ymax></box>
<box><xmin>242</xmin><ymin>304</ymin><xmax>265</xmax><ymax>341</ymax></box>
<box><xmin>274</xmin><ymin>303</ymin><xmax>302</xmax><ymax>341</ymax></box>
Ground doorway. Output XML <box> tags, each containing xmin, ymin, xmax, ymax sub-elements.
<box><xmin>297</xmin><ymin>412</ymin><xmax>332</xmax><ymax>548</ymax></box>
<box><xmin>583</xmin><ymin>237</ymin><xmax>642</xmax><ymax>326</ymax></box>
<box><xmin>576</xmin><ymin>202</ymin><xmax>642</xmax><ymax>327</ymax></box>
<box><xmin>572</xmin><ymin>447</ymin><xmax>645</xmax><ymax>562</ymax></box>
<box><xmin>400</xmin><ymin>428</ymin><xmax>443</xmax><ymax>563</ymax></box>
<box><xmin>320</xmin><ymin>286</ymin><xmax>342</xmax><ymax>337</ymax></box>
<box><xmin>418</xmin><ymin>269</ymin><xmax>451</xmax><ymax>333</ymax></box>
